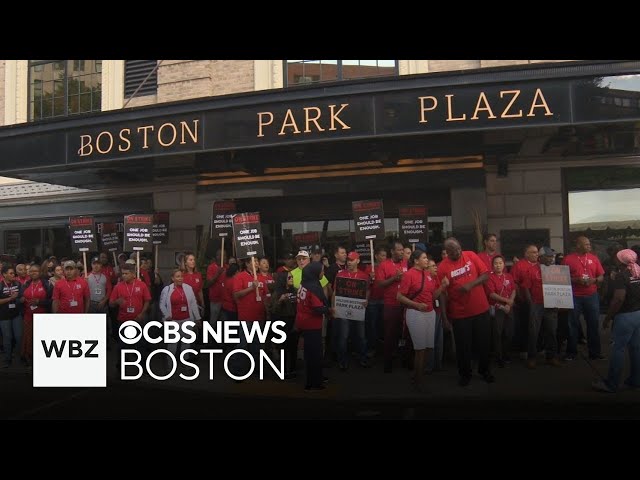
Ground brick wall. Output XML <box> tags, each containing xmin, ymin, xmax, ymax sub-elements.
<box><xmin>210</xmin><ymin>60</ymin><xmax>254</xmax><ymax>96</ymax></box>
<box><xmin>424</xmin><ymin>60</ymin><xmax>575</xmax><ymax>74</ymax></box>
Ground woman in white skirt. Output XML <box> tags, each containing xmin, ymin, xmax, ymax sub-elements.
<box><xmin>159</xmin><ymin>269</ymin><xmax>202</xmax><ymax>372</ymax></box>
<box><xmin>397</xmin><ymin>249</ymin><xmax>448</xmax><ymax>390</ymax></box>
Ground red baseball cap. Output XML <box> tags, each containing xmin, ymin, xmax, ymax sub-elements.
<box><xmin>347</xmin><ymin>251</ymin><xmax>360</xmax><ymax>261</ymax></box>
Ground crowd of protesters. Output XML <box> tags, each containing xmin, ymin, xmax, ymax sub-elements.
<box><xmin>1</xmin><ymin>234</ymin><xmax>639</xmax><ymax>394</ymax></box>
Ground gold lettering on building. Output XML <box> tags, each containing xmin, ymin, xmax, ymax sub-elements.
<box><xmin>527</xmin><ymin>88</ymin><xmax>553</xmax><ymax>117</ymax></box>
<box><xmin>278</xmin><ymin>109</ymin><xmax>302</xmax><ymax>136</ymax></box>
<box><xmin>137</xmin><ymin>125</ymin><xmax>155</xmax><ymax>149</ymax></box>
<box><xmin>471</xmin><ymin>92</ymin><xmax>497</xmax><ymax>120</ymax></box>
<box><xmin>499</xmin><ymin>90</ymin><xmax>523</xmax><ymax>118</ymax></box>
<box><xmin>118</xmin><ymin>129</ymin><xmax>132</xmax><ymax>152</ymax></box>
<box><xmin>445</xmin><ymin>95</ymin><xmax>467</xmax><ymax>122</ymax></box>
<box><xmin>96</xmin><ymin>131</ymin><xmax>114</xmax><ymax>154</ymax></box>
<box><xmin>328</xmin><ymin>104</ymin><xmax>351</xmax><ymax>131</ymax></box>
<box><xmin>304</xmin><ymin>107</ymin><xmax>325</xmax><ymax>133</ymax></box>
<box><xmin>158</xmin><ymin>122</ymin><xmax>178</xmax><ymax>147</ymax></box>
<box><xmin>79</xmin><ymin>135</ymin><xmax>93</xmax><ymax>156</ymax></box>
<box><xmin>180</xmin><ymin>120</ymin><xmax>199</xmax><ymax>144</ymax></box>
<box><xmin>418</xmin><ymin>96</ymin><xmax>438</xmax><ymax>123</ymax></box>
<box><xmin>257</xmin><ymin>112</ymin><xmax>274</xmax><ymax>138</ymax></box>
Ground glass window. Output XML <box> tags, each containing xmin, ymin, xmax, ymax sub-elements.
<box><xmin>28</xmin><ymin>60</ymin><xmax>102</xmax><ymax>122</ymax></box>
<box><xmin>285</xmin><ymin>60</ymin><xmax>397</xmax><ymax>86</ymax></box>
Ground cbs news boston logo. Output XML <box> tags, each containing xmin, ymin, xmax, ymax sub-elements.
<box><xmin>33</xmin><ymin>314</ymin><xmax>107</xmax><ymax>387</ymax></box>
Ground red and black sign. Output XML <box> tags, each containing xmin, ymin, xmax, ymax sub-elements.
<box><xmin>293</xmin><ymin>232</ymin><xmax>320</xmax><ymax>251</ymax></box>
<box><xmin>399</xmin><ymin>205</ymin><xmax>428</xmax><ymax>244</ymax></box>
<box><xmin>124</xmin><ymin>214</ymin><xmax>154</xmax><ymax>252</ymax></box>
<box><xmin>153</xmin><ymin>212</ymin><xmax>170</xmax><ymax>245</ymax></box>
<box><xmin>69</xmin><ymin>216</ymin><xmax>97</xmax><ymax>253</ymax></box>
<box><xmin>232</xmin><ymin>212</ymin><xmax>264</xmax><ymax>259</ymax></box>
<box><xmin>212</xmin><ymin>200</ymin><xmax>236</xmax><ymax>239</ymax></box>
<box><xmin>334</xmin><ymin>277</ymin><xmax>368</xmax><ymax>300</ymax></box>
<box><xmin>99</xmin><ymin>222</ymin><xmax>120</xmax><ymax>252</ymax></box>
<box><xmin>352</xmin><ymin>199</ymin><xmax>385</xmax><ymax>243</ymax></box>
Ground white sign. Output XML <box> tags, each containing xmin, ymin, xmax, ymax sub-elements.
<box><xmin>33</xmin><ymin>314</ymin><xmax>107</xmax><ymax>387</ymax></box>
<box><xmin>334</xmin><ymin>296</ymin><xmax>367</xmax><ymax>321</ymax></box>
<box><xmin>542</xmin><ymin>265</ymin><xmax>574</xmax><ymax>309</ymax></box>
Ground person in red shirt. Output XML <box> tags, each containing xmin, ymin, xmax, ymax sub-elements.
<box><xmin>477</xmin><ymin>233</ymin><xmax>500</xmax><ymax>272</ymax></box>
<box><xmin>15</xmin><ymin>264</ymin><xmax>29</xmax><ymax>285</ymax></box>
<box><xmin>562</xmin><ymin>236</ymin><xmax>605</xmax><ymax>361</ymax></box>
<box><xmin>22</xmin><ymin>264</ymin><xmax>53</xmax><ymax>366</ymax></box>
<box><xmin>333</xmin><ymin>252</ymin><xmax>371</xmax><ymax>370</ymax></box>
<box><xmin>296</xmin><ymin>261</ymin><xmax>334</xmax><ymax>391</ymax></box>
<box><xmin>276</xmin><ymin>253</ymin><xmax>296</xmax><ymax>274</ymax></box>
<box><xmin>205</xmin><ymin>249</ymin><xmax>227</xmax><ymax>325</ymax></box>
<box><xmin>522</xmin><ymin>247</ymin><xmax>563</xmax><ymax>369</ymax></box>
<box><xmin>397</xmin><ymin>249</ymin><xmax>448</xmax><ymax>390</ymax></box>
<box><xmin>376</xmin><ymin>240</ymin><xmax>408</xmax><ymax>373</ymax></box>
<box><xmin>363</xmin><ymin>246</ymin><xmax>387</xmax><ymax>357</ymax></box>
<box><xmin>52</xmin><ymin>261</ymin><xmax>90</xmax><ymax>314</ymax></box>
<box><xmin>181</xmin><ymin>253</ymin><xmax>204</xmax><ymax>308</ymax></box>
<box><xmin>437</xmin><ymin>237</ymin><xmax>494</xmax><ymax>386</ymax></box>
<box><xmin>221</xmin><ymin>264</ymin><xmax>240</xmax><ymax>323</ymax></box>
<box><xmin>510</xmin><ymin>244</ymin><xmax>540</xmax><ymax>359</ymax></box>
<box><xmin>258</xmin><ymin>257</ymin><xmax>275</xmax><ymax>301</ymax></box>
<box><xmin>99</xmin><ymin>252</ymin><xmax>118</xmax><ymax>286</ymax></box>
<box><xmin>485</xmin><ymin>255</ymin><xmax>516</xmax><ymax>368</ymax></box>
<box><xmin>109</xmin><ymin>264</ymin><xmax>151</xmax><ymax>368</ymax></box>
<box><xmin>231</xmin><ymin>257</ymin><xmax>269</xmax><ymax>380</ymax></box>
<box><xmin>425</xmin><ymin>257</ymin><xmax>447</xmax><ymax>373</ymax></box>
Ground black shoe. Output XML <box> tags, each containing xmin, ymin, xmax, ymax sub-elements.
<box><xmin>458</xmin><ymin>376</ymin><xmax>471</xmax><ymax>387</ymax></box>
<box><xmin>481</xmin><ymin>372</ymin><xmax>495</xmax><ymax>383</ymax></box>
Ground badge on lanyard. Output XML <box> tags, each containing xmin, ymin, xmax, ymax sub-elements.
<box><xmin>95</xmin><ymin>288</ymin><xmax>102</xmax><ymax>295</ymax></box>
<box><xmin>127</xmin><ymin>306</ymin><xmax>135</xmax><ymax>313</ymax></box>
<box><xmin>181</xmin><ymin>306</ymin><xmax>188</xmax><ymax>312</ymax></box>
<box><xmin>30</xmin><ymin>305</ymin><xmax>38</xmax><ymax>311</ymax></box>
<box><xmin>8</xmin><ymin>303</ymin><xmax>15</xmax><ymax>309</ymax></box>
<box><xmin>70</xmin><ymin>300</ymin><xmax>78</xmax><ymax>307</ymax></box>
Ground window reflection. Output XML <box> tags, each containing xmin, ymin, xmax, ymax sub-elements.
<box><xmin>285</xmin><ymin>60</ymin><xmax>397</xmax><ymax>86</ymax></box>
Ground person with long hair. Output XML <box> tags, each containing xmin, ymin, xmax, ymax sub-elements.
<box><xmin>48</xmin><ymin>264</ymin><xmax>64</xmax><ymax>288</ymax></box>
<box><xmin>0</xmin><ymin>265</ymin><xmax>23</xmax><ymax>368</ymax></box>
<box><xmin>397</xmin><ymin>250</ymin><xmax>448</xmax><ymax>390</ymax></box>
<box><xmin>159</xmin><ymin>269</ymin><xmax>202</xmax><ymax>370</ymax></box>
<box><xmin>296</xmin><ymin>261</ymin><xmax>333</xmax><ymax>391</ymax></box>
<box><xmin>181</xmin><ymin>253</ymin><xmax>204</xmax><ymax>308</ymax></box>
<box><xmin>593</xmin><ymin>249</ymin><xmax>640</xmax><ymax>392</ymax></box>
<box><xmin>272</xmin><ymin>270</ymin><xmax>299</xmax><ymax>379</ymax></box>
<box><xmin>22</xmin><ymin>264</ymin><xmax>53</xmax><ymax>366</ymax></box>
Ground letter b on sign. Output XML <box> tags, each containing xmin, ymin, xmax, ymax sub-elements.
<box><xmin>33</xmin><ymin>314</ymin><xmax>107</xmax><ymax>387</ymax></box>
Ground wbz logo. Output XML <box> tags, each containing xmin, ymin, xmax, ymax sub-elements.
<box><xmin>33</xmin><ymin>314</ymin><xmax>106</xmax><ymax>387</ymax></box>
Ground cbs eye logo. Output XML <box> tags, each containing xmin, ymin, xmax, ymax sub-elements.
<box><xmin>119</xmin><ymin>321</ymin><xmax>143</xmax><ymax>345</ymax></box>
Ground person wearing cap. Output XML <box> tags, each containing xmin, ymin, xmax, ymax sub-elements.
<box><xmin>522</xmin><ymin>247</ymin><xmax>563</xmax><ymax>368</ymax></box>
<box><xmin>593</xmin><ymin>248</ymin><xmax>640</xmax><ymax>393</ymax></box>
<box><xmin>291</xmin><ymin>250</ymin><xmax>329</xmax><ymax>291</ymax></box>
<box><xmin>109</xmin><ymin>263</ymin><xmax>151</xmax><ymax>368</ymax></box>
<box><xmin>52</xmin><ymin>261</ymin><xmax>90</xmax><ymax>314</ymax></box>
<box><xmin>562</xmin><ymin>236</ymin><xmax>605</xmax><ymax>361</ymax></box>
<box><xmin>333</xmin><ymin>251</ymin><xmax>371</xmax><ymax>370</ymax></box>
<box><xmin>276</xmin><ymin>252</ymin><xmax>296</xmax><ymax>274</ymax></box>
<box><xmin>310</xmin><ymin>246</ymin><xmax>323</xmax><ymax>264</ymax></box>
<box><xmin>87</xmin><ymin>257</ymin><xmax>113</xmax><ymax>343</ymax></box>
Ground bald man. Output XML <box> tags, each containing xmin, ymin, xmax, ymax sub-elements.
<box><xmin>562</xmin><ymin>236</ymin><xmax>605</xmax><ymax>361</ymax></box>
<box><xmin>437</xmin><ymin>237</ymin><xmax>494</xmax><ymax>386</ymax></box>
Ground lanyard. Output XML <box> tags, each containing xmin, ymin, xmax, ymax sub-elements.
<box><xmin>63</xmin><ymin>279</ymin><xmax>76</xmax><ymax>302</ymax></box>
<box><xmin>175</xmin><ymin>285</ymin><xmax>186</xmax><ymax>304</ymax></box>
<box><xmin>29</xmin><ymin>280</ymin><xmax>41</xmax><ymax>299</ymax></box>
<box><xmin>91</xmin><ymin>273</ymin><xmax>103</xmax><ymax>286</ymax></box>
<box><xmin>579</xmin><ymin>254</ymin><xmax>590</xmax><ymax>275</ymax></box>
<box><xmin>124</xmin><ymin>281</ymin><xmax>136</xmax><ymax>307</ymax></box>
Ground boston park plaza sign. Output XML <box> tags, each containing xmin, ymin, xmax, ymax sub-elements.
<box><xmin>69</xmin><ymin>81</ymin><xmax>568</xmax><ymax>162</ymax></box>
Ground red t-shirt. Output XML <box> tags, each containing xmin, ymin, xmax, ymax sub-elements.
<box><xmin>102</xmin><ymin>264</ymin><xmax>117</xmax><ymax>285</ymax></box>
<box><xmin>109</xmin><ymin>279</ymin><xmax>151</xmax><ymax>322</ymax></box>
<box><xmin>221</xmin><ymin>273</ymin><xmax>237</xmax><ymax>312</ymax></box>
<box><xmin>170</xmin><ymin>285</ymin><xmax>190</xmax><ymax>320</ymax></box>
<box><xmin>510</xmin><ymin>259</ymin><xmax>538</xmax><ymax>303</ymax></box>
<box><xmin>206</xmin><ymin>262</ymin><xmax>228</xmax><ymax>303</ymax></box>
<box><xmin>363</xmin><ymin>264</ymin><xmax>384</xmax><ymax>301</ymax></box>
<box><xmin>522</xmin><ymin>264</ymin><xmax>544</xmax><ymax>305</ymax></box>
<box><xmin>183</xmin><ymin>271</ymin><xmax>203</xmax><ymax>297</ymax></box>
<box><xmin>477</xmin><ymin>251</ymin><xmax>500</xmax><ymax>272</ymax></box>
<box><xmin>140</xmin><ymin>269</ymin><xmax>152</xmax><ymax>290</ymax></box>
<box><xmin>233</xmin><ymin>271</ymin><xmax>268</xmax><ymax>321</ymax></box>
<box><xmin>23</xmin><ymin>280</ymin><xmax>49</xmax><ymax>317</ymax></box>
<box><xmin>375</xmin><ymin>258</ymin><xmax>408</xmax><ymax>307</ymax></box>
<box><xmin>295</xmin><ymin>287</ymin><xmax>325</xmax><ymax>330</ymax></box>
<box><xmin>437</xmin><ymin>251</ymin><xmax>489</xmax><ymax>320</ymax></box>
<box><xmin>485</xmin><ymin>272</ymin><xmax>515</xmax><ymax>306</ymax></box>
<box><xmin>53</xmin><ymin>277</ymin><xmax>90</xmax><ymax>314</ymax></box>
<box><xmin>562</xmin><ymin>252</ymin><xmax>604</xmax><ymax>297</ymax></box>
<box><xmin>399</xmin><ymin>268</ymin><xmax>437</xmax><ymax>311</ymax></box>
<box><xmin>258</xmin><ymin>272</ymin><xmax>275</xmax><ymax>299</ymax></box>
<box><xmin>17</xmin><ymin>276</ymin><xmax>29</xmax><ymax>285</ymax></box>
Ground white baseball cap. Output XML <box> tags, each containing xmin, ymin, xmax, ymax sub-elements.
<box><xmin>296</xmin><ymin>250</ymin><xmax>310</xmax><ymax>258</ymax></box>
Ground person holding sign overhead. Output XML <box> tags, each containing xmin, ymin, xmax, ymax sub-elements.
<box><xmin>397</xmin><ymin>249</ymin><xmax>448</xmax><ymax>391</ymax></box>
